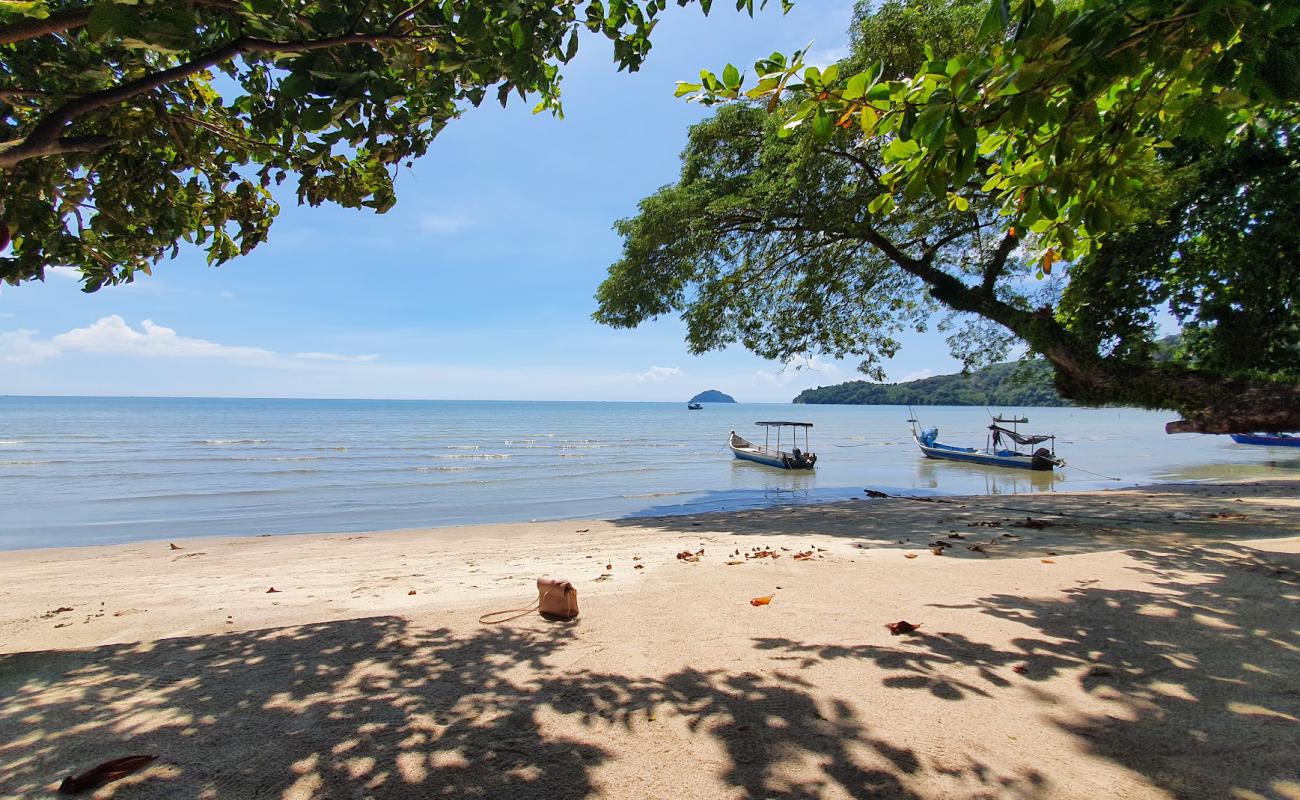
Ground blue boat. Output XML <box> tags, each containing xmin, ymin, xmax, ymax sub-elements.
<box><xmin>729</xmin><ymin>422</ymin><xmax>817</xmax><ymax>470</ymax></box>
<box><xmin>910</xmin><ymin>415</ymin><xmax>1062</xmax><ymax>471</ymax></box>
<box><xmin>1230</xmin><ymin>433</ymin><xmax>1300</xmax><ymax>447</ymax></box>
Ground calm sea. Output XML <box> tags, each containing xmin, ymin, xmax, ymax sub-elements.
<box><xmin>1</xmin><ymin>397</ymin><xmax>1294</xmax><ymax>549</ymax></box>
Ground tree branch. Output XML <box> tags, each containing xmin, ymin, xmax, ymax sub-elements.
<box><xmin>0</xmin><ymin>0</ymin><xmax>241</xmax><ymax>46</ymax></box>
<box><xmin>0</xmin><ymin>30</ymin><xmax>416</xmax><ymax>169</ymax></box>
<box><xmin>0</xmin><ymin>8</ymin><xmax>91</xmax><ymax>46</ymax></box>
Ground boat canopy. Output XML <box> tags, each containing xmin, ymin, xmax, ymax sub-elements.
<box><xmin>989</xmin><ymin>424</ymin><xmax>1054</xmax><ymax>446</ymax></box>
<box><xmin>754</xmin><ymin>421</ymin><xmax>813</xmax><ymax>428</ymax></box>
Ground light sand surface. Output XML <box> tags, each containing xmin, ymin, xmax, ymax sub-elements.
<box><xmin>2</xmin><ymin>481</ymin><xmax>1298</xmax><ymax>799</ymax></box>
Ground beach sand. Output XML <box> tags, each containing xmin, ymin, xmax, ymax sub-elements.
<box><xmin>2</xmin><ymin>480</ymin><xmax>1297</xmax><ymax>799</ymax></box>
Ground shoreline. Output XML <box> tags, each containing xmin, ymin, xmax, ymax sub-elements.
<box><xmin>3</xmin><ymin>479</ymin><xmax>1298</xmax><ymax>799</ymax></box>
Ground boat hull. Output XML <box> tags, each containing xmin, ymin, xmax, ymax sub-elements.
<box><xmin>915</xmin><ymin>438</ymin><xmax>1055</xmax><ymax>471</ymax></box>
<box><xmin>1230</xmin><ymin>433</ymin><xmax>1300</xmax><ymax>448</ymax></box>
<box><xmin>728</xmin><ymin>435</ymin><xmax>814</xmax><ymax>470</ymax></box>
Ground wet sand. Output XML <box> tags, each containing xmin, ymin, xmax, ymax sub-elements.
<box><xmin>2</xmin><ymin>480</ymin><xmax>1298</xmax><ymax>799</ymax></box>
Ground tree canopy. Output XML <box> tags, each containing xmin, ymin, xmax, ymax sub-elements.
<box><xmin>0</xmin><ymin>0</ymin><xmax>756</xmax><ymax>290</ymax></box>
<box><xmin>596</xmin><ymin>0</ymin><xmax>1300</xmax><ymax>434</ymax></box>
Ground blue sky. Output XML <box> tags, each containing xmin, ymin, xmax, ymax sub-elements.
<box><xmin>0</xmin><ymin>0</ymin><xmax>968</xmax><ymax>402</ymax></box>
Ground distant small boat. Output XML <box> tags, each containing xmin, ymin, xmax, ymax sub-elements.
<box><xmin>1230</xmin><ymin>433</ymin><xmax>1300</xmax><ymax>447</ymax></box>
<box><xmin>910</xmin><ymin>414</ymin><xmax>1062</xmax><ymax>471</ymax></box>
<box><xmin>687</xmin><ymin>402</ymin><xmax>703</xmax><ymax>410</ymax></box>
<box><xmin>729</xmin><ymin>421</ymin><xmax>816</xmax><ymax>470</ymax></box>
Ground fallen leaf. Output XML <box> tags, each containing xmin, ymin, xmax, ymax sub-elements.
<box><xmin>1012</xmin><ymin>517</ymin><xmax>1056</xmax><ymax>530</ymax></box>
<box><xmin>793</xmin><ymin>551</ymin><xmax>814</xmax><ymax>560</ymax></box>
<box><xmin>967</xmin><ymin>545</ymin><xmax>986</xmax><ymax>554</ymax></box>
<box><xmin>59</xmin><ymin>755</ymin><xmax>158</xmax><ymax>794</ymax></box>
<box><xmin>605</xmin><ymin>564</ymin><xmax>612</xmax><ymax>570</ymax></box>
<box><xmin>408</xmin><ymin>590</ymin><xmax>417</xmax><ymax>595</ymax></box>
<box><xmin>41</xmin><ymin>607</ymin><xmax>75</xmax><ymax>619</ymax></box>
<box><xmin>168</xmin><ymin>543</ymin><xmax>181</xmax><ymax>550</ymax></box>
<box><xmin>266</xmin><ymin>587</ymin><xmax>280</xmax><ymax>593</ymax></box>
<box><xmin>1012</xmin><ymin>664</ymin><xmax>1028</xmax><ymax>674</ymax></box>
<box><xmin>750</xmin><ymin>595</ymin><xmax>774</xmax><ymax>607</ymax></box>
<box><xmin>1041</xmin><ymin>559</ymin><xmax>1055</xmax><ymax>564</ymax></box>
<box><xmin>930</xmin><ymin>547</ymin><xmax>944</xmax><ymax>556</ymax></box>
<box><xmin>885</xmin><ymin>620</ymin><xmax>921</xmax><ymax>635</ymax></box>
<box><xmin>904</xmin><ymin>553</ymin><xmax>918</xmax><ymax>559</ymax></box>
<box><xmin>725</xmin><ymin>560</ymin><xmax>743</xmax><ymax>565</ymax></box>
<box><xmin>634</xmin><ymin>564</ymin><xmax>645</xmax><ymax>570</ymax></box>
<box><xmin>575</xmin><ymin>529</ymin><xmax>590</xmax><ymax>533</ymax></box>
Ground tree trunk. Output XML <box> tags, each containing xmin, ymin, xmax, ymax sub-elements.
<box><xmin>1049</xmin><ymin>360</ymin><xmax>1300</xmax><ymax>435</ymax></box>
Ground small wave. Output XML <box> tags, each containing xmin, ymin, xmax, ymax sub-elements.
<box><xmin>0</xmin><ymin>459</ymin><xmax>62</xmax><ymax>466</ymax></box>
<box><xmin>558</xmin><ymin>453</ymin><xmax>588</xmax><ymax>458</ymax></box>
<box><xmin>0</xmin><ymin>440</ymin><xmax>22</xmax><ymax>446</ymax></box>
<box><xmin>415</xmin><ymin>466</ymin><xmax>475</xmax><ymax>472</ymax></box>
<box><xmin>196</xmin><ymin>439</ymin><xmax>267</xmax><ymax>445</ymax></box>
<box><xmin>622</xmin><ymin>491</ymin><xmax>689</xmax><ymax>499</ymax></box>
<box><xmin>435</xmin><ymin>453</ymin><xmax>511</xmax><ymax>460</ymax></box>
<box><xmin>443</xmin><ymin>445</ymin><xmax>480</xmax><ymax>450</ymax></box>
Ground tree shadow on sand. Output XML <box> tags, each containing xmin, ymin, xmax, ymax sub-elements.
<box><xmin>752</xmin><ymin>542</ymin><xmax>1300</xmax><ymax>800</ymax></box>
<box><xmin>2</xmin><ymin>541</ymin><xmax>1296</xmax><ymax>799</ymax></box>
<box><xmin>3</xmin><ymin>615</ymin><xmax>960</xmax><ymax>799</ymax></box>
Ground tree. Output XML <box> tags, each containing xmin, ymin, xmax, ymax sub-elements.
<box><xmin>595</xmin><ymin>0</ymin><xmax>1300</xmax><ymax>434</ymax></box>
<box><xmin>0</xmin><ymin>0</ymin><xmax>757</xmax><ymax>291</ymax></box>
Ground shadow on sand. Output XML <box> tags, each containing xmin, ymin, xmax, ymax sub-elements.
<box><xmin>2</xmin><ymin>486</ymin><xmax>1297</xmax><ymax>798</ymax></box>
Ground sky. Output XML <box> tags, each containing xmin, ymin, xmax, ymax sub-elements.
<box><xmin>0</xmin><ymin>0</ymin><xmax>970</xmax><ymax>403</ymax></box>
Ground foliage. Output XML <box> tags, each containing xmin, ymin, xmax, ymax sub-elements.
<box><xmin>0</xmin><ymin>0</ymin><xmax>765</xmax><ymax>290</ymax></box>
<box><xmin>793</xmin><ymin>359</ymin><xmax>1065</xmax><ymax>407</ymax></box>
<box><xmin>1060</xmin><ymin>125</ymin><xmax>1300</xmax><ymax>380</ymax></box>
<box><xmin>596</xmin><ymin>0</ymin><xmax>1300</xmax><ymax>433</ymax></box>
<box><xmin>683</xmin><ymin>0</ymin><xmax>1300</xmax><ymax>268</ymax></box>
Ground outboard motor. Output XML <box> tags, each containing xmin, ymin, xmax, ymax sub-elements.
<box><xmin>919</xmin><ymin>427</ymin><xmax>939</xmax><ymax>447</ymax></box>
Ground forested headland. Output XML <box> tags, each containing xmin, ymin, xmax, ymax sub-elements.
<box><xmin>793</xmin><ymin>361</ymin><xmax>1065</xmax><ymax>406</ymax></box>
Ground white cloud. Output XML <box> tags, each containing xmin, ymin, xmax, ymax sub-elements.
<box><xmin>4</xmin><ymin>316</ymin><xmax>379</xmax><ymax>368</ymax></box>
<box><xmin>0</xmin><ymin>329</ymin><xmax>61</xmax><ymax>364</ymax></box>
<box><xmin>52</xmin><ymin>316</ymin><xmax>277</xmax><ymax>363</ymax></box>
<box><xmin>635</xmin><ymin>365</ymin><xmax>682</xmax><ymax>382</ymax></box>
<box><xmin>293</xmin><ymin>351</ymin><xmax>381</xmax><ymax>363</ymax></box>
<box><xmin>419</xmin><ymin>213</ymin><xmax>473</xmax><ymax>235</ymax></box>
<box><xmin>44</xmin><ymin>266</ymin><xmax>82</xmax><ymax>281</ymax></box>
<box><xmin>804</xmin><ymin>45</ymin><xmax>851</xmax><ymax>70</ymax></box>
<box><xmin>755</xmin><ymin>354</ymin><xmax>840</xmax><ymax>384</ymax></box>
<box><xmin>899</xmin><ymin>368</ymin><xmax>935</xmax><ymax>383</ymax></box>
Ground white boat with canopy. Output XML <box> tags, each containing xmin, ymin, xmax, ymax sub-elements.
<box><xmin>729</xmin><ymin>422</ymin><xmax>817</xmax><ymax>470</ymax></box>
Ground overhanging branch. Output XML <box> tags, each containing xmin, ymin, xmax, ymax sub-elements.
<box><xmin>0</xmin><ymin>30</ymin><xmax>416</xmax><ymax>170</ymax></box>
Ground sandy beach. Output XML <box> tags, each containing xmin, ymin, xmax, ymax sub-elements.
<box><xmin>2</xmin><ymin>480</ymin><xmax>1298</xmax><ymax>799</ymax></box>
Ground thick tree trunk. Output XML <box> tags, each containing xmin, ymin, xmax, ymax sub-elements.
<box><xmin>1052</xmin><ymin>363</ymin><xmax>1300</xmax><ymax>435</ymax></box>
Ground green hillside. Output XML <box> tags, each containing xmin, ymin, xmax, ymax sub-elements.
<box><xmin>792</xmin><ymin>361</ymin><xmax>1067</xmax><ymax>406</ymax></box>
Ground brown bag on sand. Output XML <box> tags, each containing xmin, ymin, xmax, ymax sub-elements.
<box><xmin>479</xmin><ymin>577</ymin><xmax>579</xmax><ymax>624</ymax></box>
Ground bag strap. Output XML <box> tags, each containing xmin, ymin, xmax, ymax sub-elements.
<box><xmin>477</xmin><ymin>583</ymin><xmax>558</xmax><ymax>625</ymax></box>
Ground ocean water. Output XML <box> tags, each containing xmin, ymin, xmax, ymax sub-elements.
<box><xmin>1</xmin><ymin>397</ymin><xmax>1295</xmax><ymax>549</ymax></box>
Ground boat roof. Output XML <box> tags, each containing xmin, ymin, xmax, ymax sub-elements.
<box><xmin>755</xmin><ymin>421</ymin><xmax>813</xmax><ymax>428</ymax></box>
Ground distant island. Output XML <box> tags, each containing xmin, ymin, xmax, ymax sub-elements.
<box><xmin>793</xmin><ymin>360</ymin><xmax>1067</xmax><ymax>406</ymax></box>
<box><xmin>689</xmin><ymin>390</ymin><xmax>736</xmax><ymax>403</ymax></box>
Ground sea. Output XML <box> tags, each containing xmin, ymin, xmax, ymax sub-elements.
<box><xmin>1</xmin><ymin>397</ymin><xmax>1295</xmax><ymax>550</ymax></box>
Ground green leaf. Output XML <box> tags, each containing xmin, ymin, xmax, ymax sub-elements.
<box><xmin>279</xmin><ymin>73</ymin><xmax>313</xmax><ymax>99</ymax></box>
<box><xmin>722</xmin><ymin>63</ymin><xmax>741</xmax><ymax>90</ymax></box>
<box><xmin>811</xmin><ymin>107</ymin><xmax>831</xmax><ymax>139</ymax></box>
<box><xmin>859</xmin><ymin>105</ymin><xmax>878</xmax><ymax>134</ymax></box>
<box><xmin>977</xmin><ymin>0</ymin><xmax>1010</xmax><ymax>40</ymax></box>
<box><xmin>87</xmin><ymin>2</ymin><xmax>140</xmax><ymax>41</ymax></box>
